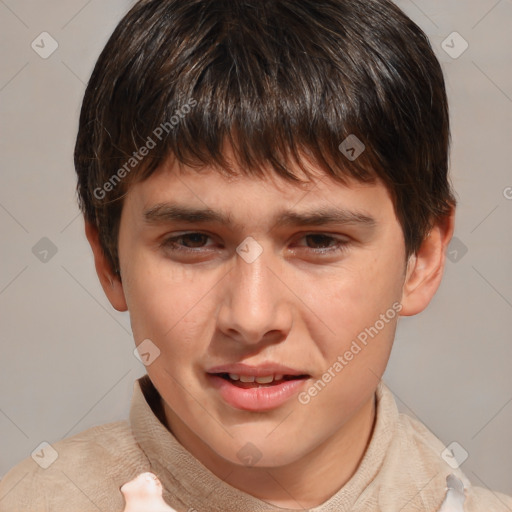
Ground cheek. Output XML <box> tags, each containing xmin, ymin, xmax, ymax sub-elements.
<box><xmin>310</xmin><ymin>264</ymin><xmax>398</xmax><ymax>333</ymax></box>
<box><xmin>124</xmin><ymin>256</ymin><xmax>213</xmax><ymax>356</ymax></box>
<box><xmin>298</xmin><ymin>248</ymin><xmax>403</xmax><ymax>368</ymax></box>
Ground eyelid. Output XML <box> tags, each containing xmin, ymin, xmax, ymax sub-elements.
<box><xmin>295</xmin><ymin>231</ymin><xmax>350</xmax><ymax>242</ymax></box>
<box><xmin>161</xmin><ymin>231</ymin><xmax>217</xmax><ymax>250</ymax></box>
<box><xmin>291</xmin><ymin>233</ymin><xmax>351</xmax><ymax>254</ymax></box>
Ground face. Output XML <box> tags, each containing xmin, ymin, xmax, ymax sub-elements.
<box><xmin>111</xmin><ymin>154</ymin><xmax>411</xmax><ymax>469</ymax></box>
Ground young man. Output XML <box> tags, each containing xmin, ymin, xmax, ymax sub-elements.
<box><xmin>0</xmin><ymin>0</ymin><xmax>510</xmax><ymax>511</ymax></box>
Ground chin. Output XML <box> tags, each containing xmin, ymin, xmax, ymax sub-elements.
<box><xmin>214</xmin><ymin>437</ymin><xmax>305</xmax><ymax>469</ymax></box>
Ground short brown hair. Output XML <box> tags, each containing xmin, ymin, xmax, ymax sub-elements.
<box><xmin>74</xmin><ymin>0</ymin><xmax>456</xmax><ymax>274</ymax></box>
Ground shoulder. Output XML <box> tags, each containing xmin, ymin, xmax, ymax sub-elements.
<box><xmin>392</xmin><ymin>410</ymin><xmax>512</xmax><ymax>511</ymax></box>
<box><xmin>0</xmin><ymin>420</ymin><xmax>150</xmax><ymax>512</ymax></box>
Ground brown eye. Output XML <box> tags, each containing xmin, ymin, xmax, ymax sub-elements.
<box><xmin>295</xmin><ymin>233</ymin><xmax>350</xmax><ymax>255</ymax></box>
<box><xmin>162</xmin><ymin>232</ymin><xmax>213</xmax><ymax>251</ymax></box>
<box><xmin>304</xmin><ymin>234</ymin><xmax>338</xmax><ymax>249</ymax></box>
<box><xmin>177</xmin><ymin>233</ymin><xmax>209</xmax><ymax>248</ymax></box>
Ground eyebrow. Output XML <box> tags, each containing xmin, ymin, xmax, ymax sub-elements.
<box><xmin>143</xmin><ymin>203</ymin><xmax>377</xmax><ymax>230</ymax></box>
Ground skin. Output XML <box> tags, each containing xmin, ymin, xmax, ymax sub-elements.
<box><xmin>87</xmin><ymin>150</ymin><xmax>455</xmax><ymax>511</ymax></box>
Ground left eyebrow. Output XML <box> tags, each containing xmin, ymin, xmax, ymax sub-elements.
<box><xmin>272</xmin><ymin>207</ymin><xmax>377</xmax><ymax>229</ymax></box>
<box><xmin>143</xmin><ymin>202</ymin><xmax>377</xmax><ymax>230</ymax></box>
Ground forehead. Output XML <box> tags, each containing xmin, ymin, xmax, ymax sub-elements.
<box><xmin>121</xmin><ymin>157</ymin><xmax>396</xmax><ymax>236</ymax></box>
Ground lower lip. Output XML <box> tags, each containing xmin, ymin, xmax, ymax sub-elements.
<box><xmin>207</xmin><ymin>374</ymin><xmax>309</xmax><ymax>411</ymax></box>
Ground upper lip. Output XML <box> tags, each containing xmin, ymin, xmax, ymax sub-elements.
<box><xmin>206</xmin><ymin>362</ymin><xmax>310</xmax><ymax>377</ymax></box>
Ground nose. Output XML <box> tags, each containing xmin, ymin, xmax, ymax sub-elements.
<box><xmin>216</xmin><ymin>244</ymin><xmax>293</xmax><ymax>346</ymax></box>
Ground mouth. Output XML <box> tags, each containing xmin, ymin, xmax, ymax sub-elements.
<box><xmin>206</xmin><ymin>372</ymin><xmax>311</xmax><ymax>411</ymax></box>
<box><xmin>211</xmin><ymin>372</ymin><xmax>310</xmax><ymax>389</ymax></box>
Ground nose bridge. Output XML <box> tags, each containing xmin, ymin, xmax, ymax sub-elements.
<box><xmin>237</xmin><ymin>251</ymin><xmax>269</xmax><ymax>308</ymax></box>
<box><xmin>218</xmin><ymin>244</ymin><xmax>291</xmax><ymax>344</ymax></box>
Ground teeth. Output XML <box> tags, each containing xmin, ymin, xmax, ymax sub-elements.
<box><xmin>227</xmin><ymin>374</ymin><xmax>286</xmax><ymax>383</ymax></box>
<box><xmin>254</xmin><ymin>375</ymin><xmax>274</xmax><ymax>384</ymax></box>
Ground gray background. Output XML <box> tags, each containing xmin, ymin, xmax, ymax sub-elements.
<box><xmin>1</xmin><ymin>0</ymin><xmax>511</xmax><ymax>498</ymax></box>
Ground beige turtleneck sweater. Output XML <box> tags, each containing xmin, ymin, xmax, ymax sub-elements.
<box><xmin>0</xmin><ymin>374</ymin><xmax>510</xmax><ymax>511</ymax></box>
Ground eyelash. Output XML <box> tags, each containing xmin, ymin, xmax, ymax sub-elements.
<box><xmin>160</xmin><ymin>232</ymin><xmax>350</xmax><ymax>256</ymax></box>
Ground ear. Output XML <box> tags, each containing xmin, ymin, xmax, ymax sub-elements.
<box><xmin>84</xmin><ymin>220</ymin><xmax>128</xmax><ymax>312</ymax></box>
<box><xmin>400</xmin><ymin>206</ymin><xmax>456</xmax><ymax>316</ymax></box>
